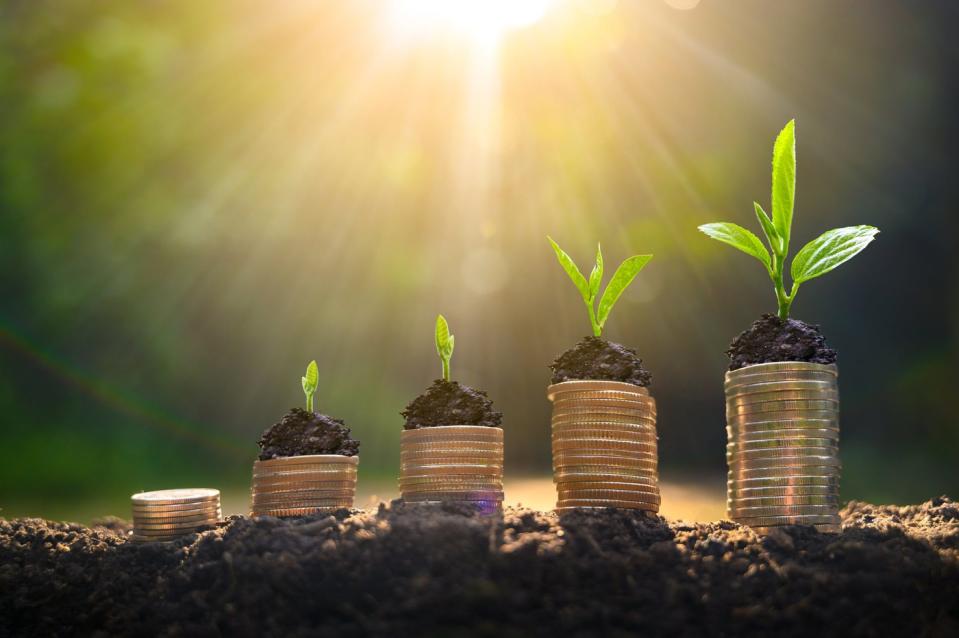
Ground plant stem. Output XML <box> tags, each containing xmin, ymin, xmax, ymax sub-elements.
<box><xmin>306</xmin><ymin>394</ymin><xmax>313</xmax><ymax>413</ymax></box>
<box><xmin>771</xmin><ymin>254</ymin><xmax>792</xmax><ymax>319</ymax></box>
<box><xmin>586</xmin><ymin>300</ymin><xmax>601</xmax><ymax>337</ymax></box>
<box><xmin>442</xmin><ymin>359</ymin><xmax>450</xmax><ymax>382</ymax></box>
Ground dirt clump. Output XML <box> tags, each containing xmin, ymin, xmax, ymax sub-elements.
<box><xmin>258</xmin><ymin>408</ymin><xmax>360</xmax><ymax>460</ymax></box>
<box><xmin>550</xmin><ymin>336</ymin><xmax>652</xmax><ymax>386</ymax></box>
<box><xmin>727</xmin><ymin>313</ymin><xmax>838</xmax><ymax>371</ymax></box>
<box><xmin>401</xmin><ymin>379</ymin><xmax>502</xmax><ymax>429</ymax></box>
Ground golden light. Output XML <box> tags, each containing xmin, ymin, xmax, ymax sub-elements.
<box><xmin>389</xmin><ymin>0</ymin><xmax>552</xmax><ymax>43</ymax></box>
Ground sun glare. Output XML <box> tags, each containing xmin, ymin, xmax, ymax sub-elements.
<box><xmin>390</xmin><ymin>0</ymin><xmax>552</xmax><ymax>43</ymax></box>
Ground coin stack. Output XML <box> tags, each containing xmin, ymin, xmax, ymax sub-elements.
<box><xmin>251</xmin><ymin>454</ymin><xmax>358</xmax><ymax>517</ymax></box>
<box><xmin>399</xmin><ymin>425</ymin><xmax>504</xmax><ymax>511</ymax></box>
<box><xmin>725</xmin><ymin>361</ymin><xmax>841</xmax><ymax>533</ymax></box>
<box><xmin>548</xmin><ymin>380</ymin><xmax>660</xmax><ymax>513</ymax></box>
<box><xmin>130</xmin><ymin>488</ymin><xmax>221</xmax><ymax>542</ymax></box>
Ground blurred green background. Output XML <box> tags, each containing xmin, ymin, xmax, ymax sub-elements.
<box><xmin>2</xmin><ymin>0</ymin><xmax>957</xmax><ymax>522</ymax></box>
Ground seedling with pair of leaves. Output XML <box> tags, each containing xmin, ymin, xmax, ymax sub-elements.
<box><xmin>548</xmin><ymin>237</ymin><xmax>653</xmax><ymax>337</ymax></box>
<box><xmin>699</xmin><ymin>119</ymin><xmax>879</xmax><ymax>319</ymax></box>
<box><xmin>301</xmin><ymin>360</ymin><xmax>319</xmax><ymax>413</ymax></box>
<box><xmin>435</xmin><ymin>314</ymin><xmax>454</xmax><ymax>382</ymax></box>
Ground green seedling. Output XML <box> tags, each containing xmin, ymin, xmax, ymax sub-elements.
<box><xmin>301</xmin><ymin>360</ymin><xmax>319</xmax><ymax>413</ymax></box>
<box><xmin>547</xmin><ymin>237</ymin><xmax>652</xmax><ymax>337</ymax></box>
<box><xmin>435</xmin><ymin>314</ymin><xmax>455</xmax><ymax>382</ymax></box>
<box><xmin>699</xmin><ymin>119</ymin><xmax>879</xmax><ymax>319</ymax></box>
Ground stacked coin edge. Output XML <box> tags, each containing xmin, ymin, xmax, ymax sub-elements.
<box><xmin>725</xmin><ymin>361</ymin><xmax>841</xmax><ymax>533</ymax></box>
<box><xmin>549</xmin><ymin>380</ymin><xmax>661</xmax><ymax>513</ymax></box>
<box><xmin>399</xmin><ymin>425</ymin><xmax>504</xmax><ymax>510</ymax></box>
<box><xmin>251</xmin><ymin>454</ymin><xmax>358</xmax><ymax>517</ymax></box>
<box><xmin>131</xmin><ymin>488</ymin><xmax>222</xmax><ymax>542</ymax></box>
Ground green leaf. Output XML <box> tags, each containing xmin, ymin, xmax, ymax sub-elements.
<box><xmin>588</xmin><ymin>243</ymin><xmax>603</xmax><ymax>300</ymax></box>
<box><xmin>547</xmin><ymin>236</ymin><xmax>589</xmax><ymax>303</ymax></box>
<box><xmin>596</xmin><ymin>254</ymin><xmax>653</xmax><ymax>328</ymax></box>
<box><xmin>771</xmin><ymin>119</ymin><xmax>796</xmax><ymax>248</ymax></box>
<box><xmin>790</xmin><ymin>225</ymin><xmax>879</xmax><ymax>284</ymax></box>
<box><xmin>302</xmin><ymin>360</ymin><xmax>318</xmax><ymax>395</ymax></box>
<box><xmin>698</xmin><ymin>222</ymin><xmax>771</xmax><ymax>271</ymax></box>
<box><xmin>435</xmin><ymin>315</ymin><xmax>452</xmax><ymax>357</ymax></box>
<box><xmin>753</xmin><ymin>202</ymin><xmax>782</xmax><ymax>255</ymax></box>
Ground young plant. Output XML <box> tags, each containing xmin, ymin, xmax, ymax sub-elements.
<box><xmin>435</xmin><ymin>314</ymin><xmax>454</xmax><ymax>382</ymax></box>
<box><xmin>301</xmin><ymin>360</ymin><xmax>319</xmax><ymax>413</ymax></box>
<box><xmin>547</xmin><ymin>237</ymin><xmax>653</xmax><ymax>337</ymax></box>
<box><xmin>699</xmin><ymin>119</ymin><xmax>879</xmax><ymax>319</ymax></box>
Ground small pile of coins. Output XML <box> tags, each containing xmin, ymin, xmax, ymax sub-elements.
<box><xmin>548</xmin><ymin>380</ymin><xmax>660</xmax><ymax>513</ymax></box>
<box><xmin>130</xmin><ymin>488</ymin><xmax>221</xmax><ymax>542</ymax></box>
<box><xmin>725</xmin><ymin>361</ymin><xmax>841</xmax><ymax>533</ymax></box>
<box><xmin>399</xmin><ymin>425</ymin><xmax>504</xmax><ymax>510</ymax></box>
<box><xmin>251</xmin><ymin>454</ymin><xmax>358</xmax><ymax>517</ymax></box>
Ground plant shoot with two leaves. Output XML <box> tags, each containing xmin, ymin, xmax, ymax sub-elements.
<box><xmin>699</xmin><ymin>119</ymin><xmax>879</xmax><ymax>319</ymax></box>
<box><xmin>301</xmin><ymin>360</ymin><xmax>319</xmax><ymax>413</ymax></box>
<box><xmin>548</xmin><ymin>237</ymin><xmax>652</xmax><ymax>337</ymax></box>
<box><xmin>435</xmin><ymin>314</ymin><xmax>455</xmax><ymax>382</ymax></box>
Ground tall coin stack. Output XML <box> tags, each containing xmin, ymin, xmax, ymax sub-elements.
<box><xmin>399</xmin><ymin>425</ymin><xmax>504</xmax><ymax>511</ymax></box>
<box><xmin>131</xmin><ymin>488</ymin><xmax>221</xmax><ymax>542</ymax></box>
<box><xmin>725</xmin><ymin>361</ymin><xmax>841</xmax><ymax>533</ymax></box>
<box><xmin>548</xmin><ymin>380</ymin><xmax>660</xmax><ymax>513</ymax></box>
<box><xmin>251</xmin><ymin>454</ymin><xmax>358</xmax><ymax>517</ymax></box>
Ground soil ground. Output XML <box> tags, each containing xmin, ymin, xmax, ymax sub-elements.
<box><xmin>257</xmin><ymin>408</ymin><xmax>360</xmax><ymax>460</ymax></box>
<box><xmin>2</xmin><ymin>497</ymin><xmax>957</xmax><ymax>637</ymax></box>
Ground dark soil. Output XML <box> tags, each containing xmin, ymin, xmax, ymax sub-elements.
<box><xmin>257</xmin><ymin>408</ymin><xmax>360</xmax><ymax>460</ymax></box>
<box><xmin>727</xmin><ymin>313</ymin><xmax>838</xmax><ymax>371</ymax></box>
<box><xmin>401</xmin><ymin>379</ymin><xmax>502</xmax><ymax>430</ymax></box>
<box><xmin>3</xmin><ymin>497</ymin><xmax>957</xmax><ymax>637</ymax></box>
<box><xmin>549</xmin><ymin>336</ymin><xmax>652</xmax><ymax>386</ymax></box>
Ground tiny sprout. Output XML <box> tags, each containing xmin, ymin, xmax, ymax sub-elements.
<box><xmin>301</xmin><ymin>360</ymin><xmax>319</xmax><ymax>413</ymax></box>
<box><xmin>699</xmin><ymin>119</ymin><xmax>878</xmax><ymax>319</ymax></box>
<box><xmin>547</xmin><ymin>237</ymin><xmax>652</xmax><ymax>337</ymax></box>
<box><xmin>435</xmin><ymin>314</ymin><xmax>455</xmax><ymax>382</ymax></box>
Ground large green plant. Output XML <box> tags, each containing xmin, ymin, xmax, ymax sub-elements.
<box><xmin>699</xmin><ymin>119</ymin><xmax>879</xmax><ymax>319</ymax></box>
<box><xmin>548</xmin><ymin>237</ymin><xmax>652</xmax><ymax>337</ymax></box>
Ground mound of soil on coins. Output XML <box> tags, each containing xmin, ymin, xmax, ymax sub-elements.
<box><xmin>401</xmin><ymin>379</ymin><xmax>502</xmax><ymax>430</ymax></box>
<box><xmin>727</xmin><ymin>313</ymin><xmax>838</xmax><ymax>371</ymax></box>
<box><xmin>2</xmin><ymin>498</ymin><xmax>957</xmax><ymax>636</ymax></box>
<box><xmin>549</xmin><ymin>336</ymin><xmax>652</xmax><ymax>386</ymax></box>
<box><xmin>257</xmin><ymin>408</ymin><xmax>360</xmax><ymax>460</ymax></box>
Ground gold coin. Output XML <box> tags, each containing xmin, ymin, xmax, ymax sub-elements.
<box><xmin>556</xmin><ymin>499</ymin><xmax>659</xmax><ymax>512</ymax></box>
<box><xmin>728</xmin><ymin>497</ymin><xmax>838</xmax><ymax>510</ymax></box>
<box><xmin>727</xmin><ymin>399</ymin><xmax>839</xmax><ymax>416</ymax></box>
<box><xmin>251</xmin><ymin>499</ymin><xmax>353</xmax><ymax>511</ymax></box>
<box><xmin>131</xmin><ymin>502</ymin><xmax>221</xmax><ymax>515</ymax></box>
<box><xmin>726</xmin><ymin>415</ymin><xmax>839</xmax><ymax>426</ymax></box>
<box><xmin>400</xmin><ymin>464</ymin><xmax>502</xmax><ymax>476</ymax></box>
<box><xmin>401</xmin><ymin>490</ymin><xmax>504</xmax><ymax>500</ymax></box>
<box><xmin>133</xmin><ymin>512</ymin><xmax>220</xmax><ymax>524</ymax></box>
<box><xmin>726</xmin><ymin>362</ymin><xmax>838</xmax><ymax>377</ymax></box>
<box><xmin>252</xmin><ymin>506</ymin><xmax>351</xmax><ymax>517</ymax></box>
<box><xmin>551</xmin><ymin>416</ymin><xmax>657</xmax><ymax>431</ymax></box>
<box><xmin>725</xmin><ymin>378</ymin><xmax>838</xmax><ymax>393</ymax></box>
<box><xmin>729</xmin><ymin>428</ymin><xmax>839</xmax><ymax>442</ymax></box>
<box><xmin>558</xmin><ymin>487</ymin><xmax>660</xmax><ymax>500</ymax></box>
<box><xmin>727</xmin><ymin>447</ymin><xmax>839</xmax><ymax>462</ymax></box>
<box><xmin>131</xmin><ymin>488</ymin><xmax>219</xmax><ymax>505</ymax></box>
<box><xmin>549</xmin><ymin>390</ymin><xmax>652</xmax><ymax>404</ymax></box>
<box><xmin>727</xmin><ymin>484</ymin><xmax>838</xmax><ymax>498</ymax></box>
<box><xmin>552</xmin><ymin>420</ymin><xmax>657</xmax><ymax>436</ymax></box>
<box><xmin>400</xmin><ymin>455</ymin><xmax>503</xmax><ymax>467</ymax></box>
<box><xmin>400</xmin><ymin>443</ymin><xmax>504</xmax><ymax>456</ymax></box>
<box><xmin>729</xmin><ymin>390</ymin><xmax>840</xmax><ymax>406</ymax></box>
<box><xmin>725</xmin><ymin>373</ymin><xmax>838</xmax><ymax>390</ymax></box>
<box><xmin>552</xmin><ymin>396</ymin><xmax>656</xmax><ymax>411</ymax></box>
<box><xmin>555</xmin><ymin>471</ymin><xmax>658</xmax><ymax>483</ymax></box>
<box><xmin>553</xmin><ymin>452</ymin><xmax>658</xmax><ymax>467</ymax></box>
<box><xmin>251</xmin><ymin>487</ymin><xmax>355</xmax><ymax>499</ymax></box>
<box><xmin>727</xmin><ymin>438</ymin><xmax>838</xmax><ymax>453</ymax></box>
<box><xmin>552</xmin><ymin>435</ymin><xmax>657</xmax><ymax>450</ymax></box>
<box><xmin>399</xmin><ymin>474</ymin><xmax>502</xmax><ymax>484</ymax></box>
<box><xmin>252</xmin><ymin>478</ymin><xmax>356</xmax><ymax>491</ymax></box>
<box><xmin>547</xmin><ymin>380</ymin><xmax>649</xmax><ymax>398</ymax></box>
<box><xmin>254</xmin><ymin>455</ymin><xmax>357</xmax><ymax>469</ymax></box>
<box><xmin>728</xmin><ymin>503</ymin><xmax>838</xmax><ymax>516</ymax></box>
<box><xmin>725</xmin><ymin>379</ymin><xmax>839</xmax><ymax>396</ymax></box>
<box><xmin>401</xmin><ymin>426</ymin><xmax>503</xmax><ymax>440</ymax></box>
<box><xmin>728</xmin><ymin>474</ymin><xmax>839</xmax><ymax>487</ymax></box>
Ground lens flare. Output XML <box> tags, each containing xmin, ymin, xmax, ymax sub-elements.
<box><xmin>390</xmin><ymin>0</ymin><xmax>551</xmax><ymax>43</ymax></box>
